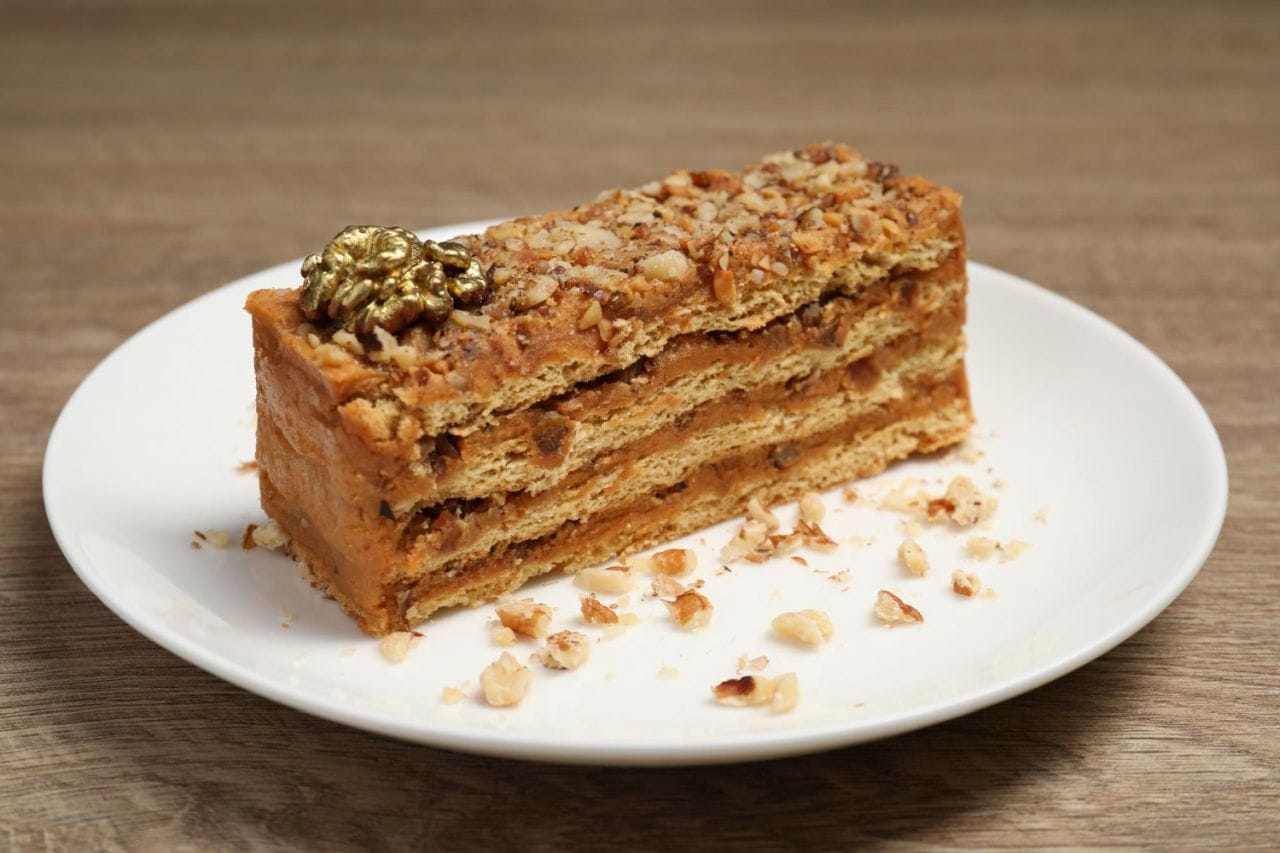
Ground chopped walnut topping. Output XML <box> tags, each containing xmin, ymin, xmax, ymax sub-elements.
<box><xmin>579</xmin><ymin>594</ymin><xmax>619</xmax><ymax>625</ymax></box>
<box><xmin>519</xmin><ymin>274</ymin><xmax>558</xmax><ymax>308</ymax></box>
<box><xmin>712</xmin><ymin>269</ymin><xmax>738</xmax><ymax>306</ymax></box>
<box><xmin>251</xmin><ymin>520</ymin><xmax>290</xmax><ymax>550</ymax></box>
<box><xmin>798</xmin><ymin>492</ymin><xmax>826</xmax><ymax>523</ymax></box>
<box><xmin>331</xmin><ymin>329</ymin><xmax>365</xmax><ymax>356</ymax></box>
<box><xmin>637</xmin><ymin>249</ymin><xmax>691</xmax><ymax>282</ymax></box>
<box><xmin>378</xmin><ymin>631</ymin><xmax>417</xmax><ymax>663</ymax></box>
<box><xmin>574</xmin><ymin>565</ymin><xmax>634</xmax><ymax>594</ymax></box>
<box><xmin>650</xmin><ymin>548</ymin><xmax>697</xmax><ymax>576</ymax></box>
<box><xmin>495</xmin><ymin>600</ymin><xmax>552</xmax><ymax>639</ymax></box>
<box><xmin>874</xmin><ymin>590</ymin><xmax>924</xmax><ymax>626</ymax></box>
<box><xmin>479</xmin><ymin>652</ymin><xmax>532</xmax><ymax>707</ymax></box>
<box><xmin>951</xmin><ymin>571</ymin><xmax>981</xmax><ymax>597</ymax></box>
<box><xmin>490</xmin><ymin>625</ymin><xmax>517</xmax><ymax>647</ymax></box>
<box><xmin>771</xmin><ymin>609</ymin><xmax>835</xmax><ymax>645</ymax></box>
<box><xmin>897</xmin><ymin>539</ymin><xmax>930</xmax><ymax>577</ymax></box>
<box><xmin>576</xmin><ymin>299</ymin><xmax>603</xmax><ymax>331</ymax></box>
<box><xmin>440</xmin><ymin>686</ymin><xmax>465</xmax><ymax>705</ymax></box>
<box><xmin>966</xmin><ymin>536</ymin><xmax>1000</xmax><ymax>559</ymax></box>
<box><xmin>928</xmin><ymin>476</ymin><xmax>999</xmax><ymax>527</ymax></box>
<box><xmin>795</xmin><ymin>520</ymin><xmax>838</xmax><ymax>553</ymax></box>
<box><xmin>746</xmin><ymin>496</ymin><xmax>781</xmax><ymax>531</ymax></box>
<box><xmin>368</xmin><ymin>326</ymin><xmax>418</xmax><ymax>371</ymax></box>
<box><xmin>664</xmin><ymin>589</ymin><xmax>714</xmax><ymax>629</ymax></box>
<box><xmin>539</xmin><ymin>630</ymin><xmax>591</xmax><ymax>670</ymax></box>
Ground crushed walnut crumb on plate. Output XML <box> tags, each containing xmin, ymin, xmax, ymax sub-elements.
<box><xmin>44</xmin><ymin>220</ymin><xmax>1227</xmax><ymax>765</ymax></box>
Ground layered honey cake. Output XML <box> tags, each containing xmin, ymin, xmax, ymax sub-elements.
<box><xmin>246</xmin><ymin>143</ymin><xmax>972</xmax><ymax>636</ymax></box>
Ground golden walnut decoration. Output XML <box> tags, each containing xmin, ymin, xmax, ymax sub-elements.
<box><xmin>299</xmin><ymin>225</ymin><xmax>490</xmax><ymax>335</ymax></box>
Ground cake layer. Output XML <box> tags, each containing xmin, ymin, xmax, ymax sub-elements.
<box><xmin>246</xmin><ymin>143</ymin><xmax>963</xmax><ymax>440</ymax></box>
<box><xmin>399</xmin><ymin>394</ymin><xmax>973</xmax><ymax>629</ymax></box>
<box><xmin>390</xmin><ymin>328</ymin><xmax>965</xmax><ymax>574</ymax></box>
<box><xmin>271</xmin><ymin>368</ymin><xmax>970</xmax><ymax>635</ymax></box>
<box><xmin>395</xmin><ymin>255</ymin><xmax>965</xmax><ymax>510</ymax></box>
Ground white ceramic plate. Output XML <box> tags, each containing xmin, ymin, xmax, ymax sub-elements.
<box><xmin>44</xmin><ymin>221</ymin><xmax>1227</xmax><ymax>766</ymax></box>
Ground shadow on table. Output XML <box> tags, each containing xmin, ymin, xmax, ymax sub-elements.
<box><xmin>15</xmin><ymin>488</ymin><xmax>1154</xmax><ymax>849</ymax></box>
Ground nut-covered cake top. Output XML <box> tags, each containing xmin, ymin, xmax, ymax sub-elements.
<box><xmin>247</xmin><ymin>142</ymin><xmax>963</xmax><ymax>437</ymax></box>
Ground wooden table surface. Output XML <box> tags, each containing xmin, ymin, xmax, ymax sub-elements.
<box><xmin>3</xmin><ymin>1</ymin><xmax>1277</xmax><ymax>848</ymax></box>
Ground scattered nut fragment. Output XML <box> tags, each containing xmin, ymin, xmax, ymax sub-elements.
<box><xmin>479</xmin><ymin>652</ymin><xmax>532</xmax><ymax>707</ymax></box>
<box><xmin>490</xmin><ymin>625</ymin><xmax>518</xmax><ymax>647</ymax></box>
<box><xmin>1000</xmin><ymin>540</ymin><xmax>1032</xmax><ymax>562</ymax></box>
<box><xmin>928</xmin><ymin>476</ymin><xmax>999</xmax><ymax>527</ymax></box>
<box><xmin>664</xmin><ymin>589</ymin><xmax>714</xmax><ymax>629</ymax></box>
<box><xmin>251</xmin><ymin>520</ymin><xmax>290</xmax><ymax>550</ymax></box>
<box><xmin>771</xmin><ymin>610</ymin><xmax>835</xmax><ymax>645</ymax></box>
<box><xmin>378</xmin><ymin>631</ymin><xmax>417</xmax><ymax>663</ymax></box>
<box><xmin>952</xmin><ymin>571</ymin><xmax>981</xmax><ymax>597</ymax></box>
<box><xmin>1034</xmin><ymin>507</ymin><xmax>1050</xmax><ymax>524</ymax></box>
<box><xmin>799</xmin><ymin>492</ymin><xmax>826</xmax><ymax>523</ymax></box>
<box><xmin>574</xmin><ymin>565</ymin><xmax>635</xmax><ymax>594</ymax></box>
<box><xmin>657</xmin><ymin>666</ymin><xmax>680</xmax><ymax>680</ymax></box>
<box><xmin>795</xmin><ymin>520</ymin><xmax>838</xmax><ymax>553</ymax></box>
<box><xmin>878</xmin><ymin>479</ymin><xmax>931</xmax><ymax>516</ymax></box>
<box><xmin>580</xmin><ymin>594</ymin><xmax>619</xmax><ymax>625</ymax></box>
<box><xmin>746</xmin><ymin>496</ymin><xmax>781</xmax><ymax>530</ymax></box>
<box><xmin>737</xmin><ymin>654</ymin><xmax>770</xmax><ymax>673</ymax></box>
<box><xmin>650</xmin><ymin>575</ymin><xmax>688</xmax><ymax>599</ymax></box>
<box><xmin>841</xmin><ymin>486</ymin><xmax>861</xmax><ymax>503</ymax></box>
<box><xmin>199</xmin><ymin>529</ymin><xmax>232</xmax><ymax>549</ymax></box>
<box><xmin>772</xmin><ymin>672</ymin><xmax>800</xmax><ymax>714</ymax></box>
<box><xmin>539</xmin><ymin>630</ymin><xmax>591</xmax><ymax>670</ymax></box>
<box><xmin>440</xmin><ymin>686</ymin><xmax>465</xmax><ymax>705</ymax></box>
<box><xmin>241</xmin><ymin>524</ymin><xmax>258</xmax><ymax>550</ymax></box>
<box><xmin>966</xmin><ymin>536</ymin><xmax>1000</xmax><ymax>559</ymax></box>
<box><xmin>495</xmin><ymin>600</ymin><xmax>552</xmax><ymax>639</ymax></box>
<box><xmin>713</xmin><ymin>675</ymin><xmax>776</xmax><ymax>706</ymax></box>
<box><xmin>874</xmin><ymin>590</ymin><xmax>924</xmax><ymax>626</ymax></box>
<box><xmin>650</xmin><ymin>548</ymin><xmax>697</xmax><ymax>576</ymax></box>
<box><xmin>897</xmin><ymin>539</ymin><xmax>930</xmax><ymax>577</ymax></box>
<box><xmin>721</xmin><ymin>519</ymin><xmax>771</xmax><ymax>563</ymax></box>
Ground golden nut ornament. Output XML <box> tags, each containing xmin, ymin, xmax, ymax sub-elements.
<box><xmin>299</xmin><ymin>225</ymin><xmax>490</xmax><ymax>335</ymax></box>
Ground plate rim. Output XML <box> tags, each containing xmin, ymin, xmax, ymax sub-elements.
<box><xmin>42</xmin><ymin>228</ymin><xmax>1229</xmax><ymax>765</ymax></box>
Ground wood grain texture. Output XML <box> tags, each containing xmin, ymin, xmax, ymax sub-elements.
<box><xmin>3</xmin><ymin>0</ymin><xmax>1277</xmax><ymax>848</ymax></box>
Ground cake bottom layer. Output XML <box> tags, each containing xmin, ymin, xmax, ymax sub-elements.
<box><xmin>284</xmin><ymin>370</ymin><xmax>970</xmax><ymax>634</ymax></box>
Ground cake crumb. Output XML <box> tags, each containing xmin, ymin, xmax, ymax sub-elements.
<box><xmin>799</xmin><ymin>492</ymin><xmax>826</xmax><ymax>523</ymax></box>
<box><xmin>897</xmin><ymin>539</ymin><xmax>930</xmax><ymax>577</ymax></box>
<box><xmin>841</xmin><ymin>486</ymin><xmax>861</xmax><ymax>503</ymax></box>
<box><xmin>480</xmin><ymin>652</ymin><xmax>532</xmax><ymax>707</ymax></box>
<box><xmin>495</xmin><ymin>600</ymin><xmax>552</xmax><ymax>639</ymax></box>
<box><xmin>1034</xmin><ymin>507</ymin><xmax>1049</xmax><ymax>524</ymax></box>
<box><xmin>579</xmin><ymin>594</ymin><xmax>619</xmax><ymax>625</ymax></box>
<box><xmin>251</xmin><ymin>520</ymin><xmax>291</xmax><ymax>551</ymax></box>
<box><xmin>771</xmin><ymin>610</ymin><xmax>835</xmax><ymax>645</ymax></box>
<box><xmin>657</xmin><ymin>666</ymin><xmax>680</xmax><ymax>680</ymax></box>
<box><xmin>874</xmin><ymin>590</ymin><xmax>923</xmax><ymax>626</ymax></box>
<box><xmin>982</xmin><ymin>587</ymin><xmax>998</xmax><ymax>600</ymax></box>
<box><xmin>490</xmin><ymin>624</ymin><xmax>518</xmax><ymax>647</ymax></box>
<box><xmin>928</xmin><ymin>476</ymin><xmax>999</xmax><ymax>527</ymax></box>
<box><xmin>538</xmin><ymin>630</ymin><xmax>591</xmax><ymax>670</ymax></box>
<box><xmin>951</xmin><ymin>571</ymin><xmax>981</xmax><ymax>597</ymax></box>
<box><xmin>378</xmin><ymin>631</ymin><xmax>417</xmax><ymax>663</ymax></box>
<box><xmin>618</xmin><ymin>612</ymin><xmax>640</xmax><ymax>626</ymax></box>
<box><xmin>440</xmin><ymin>686</ymin><xmax>465</xmax><ymax>705</ymax></box>
<box><xmin>664</xmin><ymin>589</ymin><xmax>713</xmax><ymax>630</ymax></box>
<box><xmin>574</xmin><ymin>565</ymin><xmax>635</xmax><ymax>594</ymax></box>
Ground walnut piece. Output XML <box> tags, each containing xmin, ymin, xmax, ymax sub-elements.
<box><xmin>440</xmin><ymin>686</ymin><xmax>465</xmax><ymax>705</ymax></box>
<box><xmin>490</xmin><ymin>624</ymin><xmax>517</xmax><ymax>647</ymax></box>
<box><xmin>951</xmin><ymin>570</ymin><xmax>981</xmax><ymax>597</ymax></box>
<box><xmin>495</xmin><ymin>600</ymin><xmax>552</xmax><ymax>639</ymax></box>
<box><xmin>250</xmin><ymin>521</ymin><xmax>289</xmax><ymax>551</ymax></box>
<box><xmin>798</xmin><ymin>492</ymin><xmax>826</xmax><ymax>523</ymax></box>
<box><xmin>579</xmin><ymin>594</ymin><xmax>619</xmax><ymax>625</ymax></box>
<box><xmin>479</xmin><ymin>652</ymin><xmax>532</xmax><ymax>707</ymax></box>
<box><xmin>650</xmin><ymin>575</ymin><xmax>688</xmax><ymax>599</ymax></box>
<box><xmin>746</xmin><ymin>496</ymin><xmax>781</xmax><ymax>530</ymax></box>
<box><xmin>573</xmin><ymin>565</ymin><xmax>635</xmax><ymax>594</ymax></box>
<box><xmin>378</xmin><ymin>631</ymin><xmax>417</xmax><ymax>663</ymax></box>
<box><xmin>649</xmin><ymin>548</ymin><xmax>697</xmax><ymax>576</ymax></box>
<box><xmin>721</xmin><ymin>519</ymin><xmax>771</xmax><ymax>563</ymax></box>
<box><xmin>771</xmin><ymin>609</ymin><xmax>835</xmax><ymax>645</ymax></box>
<box><xmin>999</xmin><ymin>539</ymin><xmax>1032</xmax><ymax>562</ymax></box>
<box><xmin>966</xmin><ymin>536</ymin><xmax>999</xmax><ymax>559</ymax></box>
<box><xmin>897</xmin><ymin>538</ymin><xmax>930</xmax><ymax>577</ymax></box>
<box><xmin>664</xmin><ymin>589</ymin><xmax>714</xmax><ymax>629</ymax></box>
<box><xmin>539</xmin><ymin>630</ymin><xmax>591</xmax><ymax>670</ymax></box>
<box><xmin>928</xmin><ymin>476</ymin><xmax>999</xmax><ymax>527</ymax></box>
<box><xmin>874</xmin><ymin>590</ymin><xmax>924</xmax><ymax>626</ymax></box>
<box><xmin>713</xmin><ymin>673</ymin><xmax>799</xmax><ymax>713</ymax></box>
<box><xmin>795</xmin><ymin>520</ymin><xmax>838</xmax><ymax>553</ymax></box>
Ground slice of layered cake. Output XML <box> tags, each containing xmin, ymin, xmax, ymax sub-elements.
<box><xmin>246</xmin><ymin>143</ymin><xmax>972</xmax><ymax>636</ymax></box>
